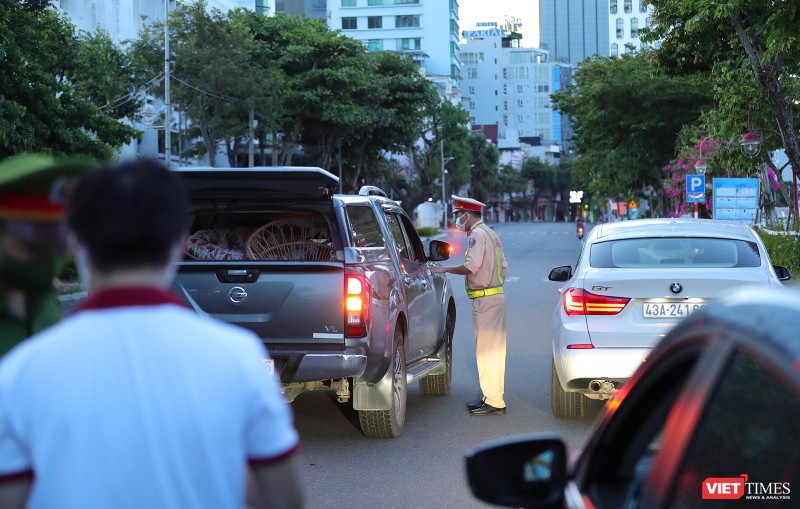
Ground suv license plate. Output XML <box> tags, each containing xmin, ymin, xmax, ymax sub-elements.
<box><xmin>643</xmin><ymin>302</ymin><xmax>705</xmax><ymax>319</ymax></box>
<box><xmin>263</xmin><ymin>359</ymin><xmax>275</xmax><ymax>375</ymax></box>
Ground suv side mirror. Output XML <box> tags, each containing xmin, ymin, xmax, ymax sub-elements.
<box><xmin>428</xmin><ymin>240</ymin><xmax>452</xmax><ymax>262</ymax></box>
<box><xmin>774</xmin><ymin>264</ymin><xmax>791</xmax><ymax>281</ymax></box>
<box><xmin>466</xmin><ymin>434</ymin><xmax>567</xmax><ymax>508</ymax></box>
<box><xmin>548</xmin><ymin>266</ymin><xmax>572</xmax><ymax>282</ymax></box>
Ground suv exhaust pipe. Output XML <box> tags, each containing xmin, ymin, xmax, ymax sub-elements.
<box><xmin>589</xmin><ymin>380</ymin><xmax>615</xmax><ymax>394</ymax></box>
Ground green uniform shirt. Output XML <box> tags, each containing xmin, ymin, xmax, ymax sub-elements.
<box><xmin>0</xmin><ymin>292</ymin><xmax>62</xmax><ymax>357</ymax></box>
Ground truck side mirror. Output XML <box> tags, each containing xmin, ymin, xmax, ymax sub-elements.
<box><xmin>428</xmin><ymin>240</ymin><xmax>452</xmax><ymax>262</ymax></box>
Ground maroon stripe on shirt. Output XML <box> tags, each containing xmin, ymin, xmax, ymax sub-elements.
<box><xmin>248</xmin><ymin>444</ymin><xmax>299</xmax><ymax>467</ymax></box>
<box><xmin>74</xmin><ymin>286</ymin><xmax>184</xmax><ymax>313</ymax></box>
<box><xmin>0</xmin><ymin>469</ymin><xmax>33</xmax><ymax>482</ymax></box>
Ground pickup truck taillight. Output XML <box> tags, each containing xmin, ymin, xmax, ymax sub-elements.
<box><xmin>563</xmin><ymin>288</ymin><xmax>629</xmax><ymax>316</ymax></box>
<box><xmin>345</xmin><ymin>274</ymin><xmax>371</xmax><ymax>337</ymax></box>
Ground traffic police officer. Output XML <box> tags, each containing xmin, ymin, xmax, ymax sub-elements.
<box><xmin>430</xmin><ymin>196</ymin><xmax>509</xmax><ymax>415</ymax></box>
<box><xmin>0</xmin><ymin>154</ymin><xmax>93</xmax><ymax>356</ymax></box>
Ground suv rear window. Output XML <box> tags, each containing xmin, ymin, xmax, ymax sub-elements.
<box><xmin>589</xmin><ymin>237</ymin><xmax>761</xmax><ymax>268</ymax></box>
<box><xmin>184</xmin><ymin>211</ymin><xmax>334</xmax><ymax>261</ymax></box>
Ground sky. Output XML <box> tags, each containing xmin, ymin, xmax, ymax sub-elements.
<box><xmin>458</xmin><ymin>0</ymin><xmax>539</xmax><ymax>46</ymax></box>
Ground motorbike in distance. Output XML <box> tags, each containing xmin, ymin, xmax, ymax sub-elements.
<box><xmin>576</xmin><ymin>221</ymin><xmax>585</xmax><ymax>240</ymax></box>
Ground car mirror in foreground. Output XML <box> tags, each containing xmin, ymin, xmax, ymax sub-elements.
<box><xmin>773</xmin><ymin>264</ymin><xmax>791</xmax><ymax>281</ymax></box>
<box><xmin>548</xmin><ymin>266</ymin><xmax>572</xmax><ymax>282</ymax></box>
<box><xmin>465</xmin><ymin>434</ymin><xmax>567</xmax><ymax>509</ymax></box>
<box><xmin>428</xmin><ymin>240</ymin><xmax>452</xmax><ymax>262</ymax></box>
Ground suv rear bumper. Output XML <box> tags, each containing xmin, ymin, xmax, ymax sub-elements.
<box><xmin>270</xmin><ymin>351</ymin><xmax>367</xmax><ymax>383</ymax></box>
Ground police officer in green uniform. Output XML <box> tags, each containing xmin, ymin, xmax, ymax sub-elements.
<box><xmin>0</xmin><ymin>154</ymin><xmax>93</xmax><ymax>356</ymax></box>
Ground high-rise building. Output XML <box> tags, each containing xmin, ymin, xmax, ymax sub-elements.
<box><xmin>607</xmin><ymin>0</ymin><xmax>654</xmax><ymax>56</ymax></box>
<box><xmin>460</xmin><ymin>27</ymin><xmax>570</xmax><ymax>161</ymax></box>
<box><xmin>539</xmin><ymin>0</ymin><xmax>655</xmax><ymax>64</ymax></box>
<box><xmin>327</xmin><ymin>0</ymin><xmax>461</xmax><ymax>87</ymax></box>
<box><xmin>275</xmin><ymin>0</ymin><xmax>326</xmax><ymax>18</ymax></box>
<box><xmin>538</xmin><ymin>0</ymin><xmax>609</xmax><ymax>66</ymax></box>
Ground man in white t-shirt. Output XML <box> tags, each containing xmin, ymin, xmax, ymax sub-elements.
<box><xmin>0</xmin><ymin>160</ymin><xmax>302</xmax><ymax>509</ymax></box>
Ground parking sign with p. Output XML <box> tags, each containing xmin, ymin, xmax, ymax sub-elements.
<box><xmin>686</xmin><ymin>174</ymin><xmax>705</xmax><ymax>203</ymax></box>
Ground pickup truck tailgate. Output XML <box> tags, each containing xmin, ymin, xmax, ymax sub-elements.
<box><xmin>174</xmin><ymin>262</ymin><xmax>345</xmax><ymax>345</ymax></box>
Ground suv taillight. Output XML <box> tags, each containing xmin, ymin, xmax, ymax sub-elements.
<box><xmin>345</xmin><ymin>274</ymin><xmax>370</xmax><ymax>337</ymax></box>
<box><xmin>564</xmin><ymin>288</ymin><xmax>630</xmax><ymax>316</ymax></box>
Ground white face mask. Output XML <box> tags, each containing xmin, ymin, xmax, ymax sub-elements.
<box><xmin>455</xmin><ymin>213</ymin><xmax>469</xmax><ymax>231</ymax></box>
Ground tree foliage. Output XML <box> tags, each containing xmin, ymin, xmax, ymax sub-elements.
<box><xmin>551</xmin><ymin>54</ymin><xmax>713</xmax><ymax>200</ymax></box>
<box><xmin>644</xmin><ymin>0</ymin><xmax>800</xmax><ymax>222</ymax></box>
<box><xmin>0</xmin><ymin>0</ymin><xmax>141</xmax><ymax>159</ymax></box>
<box><xmin>467</xmin><ymin>132</ymin><xmax>500</xmax><ymax>203</ymax></box>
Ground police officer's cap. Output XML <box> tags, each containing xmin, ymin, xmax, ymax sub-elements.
<box><xmin>452</xmin><ymin>195</ymin><xmax>486</xmax><ymax>213</ymax></box>
<box><xmin>0</xmin><ymin>154</ymin><xmax>95</xmax><ymax>222</ymax></box>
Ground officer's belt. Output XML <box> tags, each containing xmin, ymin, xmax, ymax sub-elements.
<box><xmin>467</xmin><ymin>286</ymin><xmax>504</xmax><ymax>299</ymax></box>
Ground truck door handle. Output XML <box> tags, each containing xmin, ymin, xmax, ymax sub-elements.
<box><xmin>404</xmin><ymin>276</ymin><xmax>413</xmax><ymax>286</ymax></box>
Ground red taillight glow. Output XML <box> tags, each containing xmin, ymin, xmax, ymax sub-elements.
<box><xmin>566</xmin><ymin>344</ymin><xmax>594</xmax><ymax>349</ymax></box>
<box><xmin>345</xmin><ymin>274</ymin><xmax>370</xmax><ymax>337</ymax></box>
<box><xmin>563</xmin><ymin>288</ymin><xmax>630</xmax><ymax>316</ymax></box>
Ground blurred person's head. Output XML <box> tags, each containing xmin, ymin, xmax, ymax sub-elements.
<box><xmin>66</xmin><ymin>159</ymin><xmax>190</xmax><ymax>291</ymax></box>
<box><xmin>0</xmin><ymin>154</ymin><xmax>94</xmax><ymax>293</ymax></box>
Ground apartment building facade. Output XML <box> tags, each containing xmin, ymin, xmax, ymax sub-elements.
<box><xmin>460</xmin><ymin>28</ymin><xmax>570</xmax><ymax>161</ymax></box>
<box><xmin>538</xmin><ymin>0</ymin><xmax>609</xmax><ymax>66</ymax></box>
<box><xmin>327</xmin><ymin>0</ymin><xmax>461</xmax><ymax>86</ymax></box>
<box><xmin>608</xmin><ymin>0</ymin><xmax>654</xmax><ymax>56</ymax></box>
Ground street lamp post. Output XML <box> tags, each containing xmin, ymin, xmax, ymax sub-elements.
<box><xmin>164</xmin><ymin>0</ymin><xmax>171</xmax><ymax>168</ymax></box>
<box><xmin>440</xmin><ymin>140</ymin><xmax>454</xmax><ymax>228</ymax></box>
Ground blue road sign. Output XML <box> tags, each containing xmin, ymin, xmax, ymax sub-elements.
<box><xmin>686</xmin><ymin>174</ymin><xmax>706</xmax><ymax>203</ymax></box>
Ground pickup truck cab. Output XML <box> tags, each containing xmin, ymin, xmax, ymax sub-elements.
<box><xmin>173</xmin><ymin>167</ymin><xmax>456</xmax><ymax>437</ymax></box>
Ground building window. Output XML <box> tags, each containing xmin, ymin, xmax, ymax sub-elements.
<box><xmin>395</xmin><ymin>15</ymin><xmax>420</xmax><ymax>28</ymax></box>
<box><xmin>503</xmin><ymin>84</ymin><xmax>507</xmax><ymax>95</ymax></box>
<box><xmin>341</xmin><ymin>0</ymin><xmax>356</xmax><ymax>6</ymax></box>
<box><xmin>342</xmin><ymin>17</ymin><xmax>357</xmax><ymax>30</ymax></box>
<box><xmin>646</xmin><ymin>16</ymin><xmax>651</xmax><ymax>27</ymax></box>
<box><xmin>639</xmin><ymin>0</ymin><xmax>648</xmax><ymax>13</ymax></box>
<box><xmin>369</xmin><ymin>0</ymin><xmax>419</xmax><ymax>4</ymax></box>
<box><xmin>503</xmin><ymin>115</ymin><xmax>508</xmax><ymax>126</ymax></box>
<box><xmin>469</xmin><ymin>116</ymin><xmax>476</xmax><ymax>123</ymax></box>
<box><xmin>469</xmin><ymin>101</ymin><xmax>475</xmax><ymax>109</ymax></box>
<box><xmin>400</xmin><ymin>38</ymin><xmax>421</xmax><ymax>50</ymax></box>
<box><xmin>517</xmin><ymin>115</ymin><xmax>524</xmax><ymax>123</ymax></box>
<box><xmin>368</xmin><ymin>16</ymin><xmax>382</xmax><ymax>29</ymax></box>
<box><xmin>611</xmin><ymin>43</ymin><xmax>619</xmax><ymax>56</ymax></box>
<box><xmin>468</xmin><ymin>86</ymin><xmax>475</xmax><ymax>94</ymax></box>
<box><xmin>503</xmin><ymin>100</ymin><xmax>508</xmax><ymax>111</ymax></box>
<box><xmin>610</xmin><ymin>0</ymin><xmax>617</xmax><ymax>14</ymax></box>
<box><xmin>517</xmin><ymin>99</ymin><xmax>523</xmax><ymax>107</ymax></box>
<box><xmin>631</xmin><ymin>17</ymin><xmax>638</xmax><ymax>38</ymax></box>
<box><xmin>366</xmin><ymin>39</ymin><xmax>383</xmax><ymax>51</ymax></box>
<box><xmin>616</xmin><ymin>18</ymin><xmax>624</xmax><ymax>39</ymax></box>
<box><xmin>513</xmin><ymin>66</ymin><xmax>529</xmax><ymax>80</ymax></box>
<box><xmin>624</xmin><ymin>0</ymin><xmax>632</xmax><ymax>13</ymax></box>
<box><xmin>517</xmin><ymin>84</ymin><xmax>523</xmax><ymax>93</ymax></box>
<box><xmin>495</xmin><ymin>90</ymin><xmax>498</xmax><ymax>95</ymax></box>
<box><xmin>467</xmin><ymin>68</ymin><xmax>477</xmax><ymax>79</ymax></box>
<box><xmin>536</xmin><ymin>84</ymin><xmax>549</xmax><ymax>93</ymax></box>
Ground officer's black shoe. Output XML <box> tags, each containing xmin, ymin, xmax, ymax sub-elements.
<box><xmin>465</xmin><ymin>394</ymin><xmax>485</xmax><ymax>411</ymax></box>
<box><xmin>469</xmin><ymin>404</ymin><xmax>506</xmax><ymax>416</ymax></box>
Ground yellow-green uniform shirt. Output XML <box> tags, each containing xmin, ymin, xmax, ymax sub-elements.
<box><xmin>464</xmin><ymin>221</ymin><xmax>509</xmax><ymax>291</ymax></box>
<box><xmin>0</xmin><ymin>292</ymin><xmax>62</xmax><ymax>357</ymax></box>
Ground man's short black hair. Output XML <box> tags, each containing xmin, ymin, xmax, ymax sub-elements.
<box><xmin>67</xmin><ymin>159</ymin><xmax>190</xmax><ymax>273</ymax></box>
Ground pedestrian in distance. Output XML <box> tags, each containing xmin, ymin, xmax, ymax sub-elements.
<box><xmin>0</xmin><ymin>154</ymin><xmax>95</xmax><ymax>357</ymax></box>
<box><xmin>0</xmin><ymin>159</ymin><xmax>303</xmax><ymax>509</ymax></box>
<box><xmin>430</xmin><ymin>196</ymin><xmax>509</xmax><ymax>416</ymax></box>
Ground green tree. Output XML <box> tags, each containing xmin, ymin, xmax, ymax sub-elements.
<box><xmin>551</xmin><ymin>54</ymin><xmax>713</xmax><ymax>199</ymax></box>
<box><xmin>644</xmin><ymin>0</ymin><xmax>800</xmax><ymax>222</ymax></box>
<box><xmin>467</xmin><ymin>132</ymin><xmax>500</xmax><ymax>203</ymax></box>
<box><xmin>496</xmin><ymin>163</ymin><xmax>527</xmax><ymax>195</ymax></box>
<box><xmin>0</xmin><ymin>0</ymin><xmax>141</xmax><ymax>159</ymax></box>
<box><xmin>133</xmin><ymin>1</ymin><xmax>257</xmax><ymax>167</ymax></box>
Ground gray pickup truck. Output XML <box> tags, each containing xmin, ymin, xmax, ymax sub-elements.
<box><xmin>173</xmin><ymin>167</ymin><xmax>456</xmax><ymax>438</ymax></box>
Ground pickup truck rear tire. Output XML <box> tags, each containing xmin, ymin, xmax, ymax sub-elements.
<box><xmin>420</xmin><ymin>312</ymin><xmax>453</xmax><ymax>396</ymax></box>
<box><xmin>358</xmin><ymin>329</ymin><xmax>407</xmax><ymax>438</ymax></box>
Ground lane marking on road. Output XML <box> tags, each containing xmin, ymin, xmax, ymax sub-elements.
<box><xmin>505</xmin><ymin>276</ymin><xmax>520</xmax><ymax>283</ymax></box>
